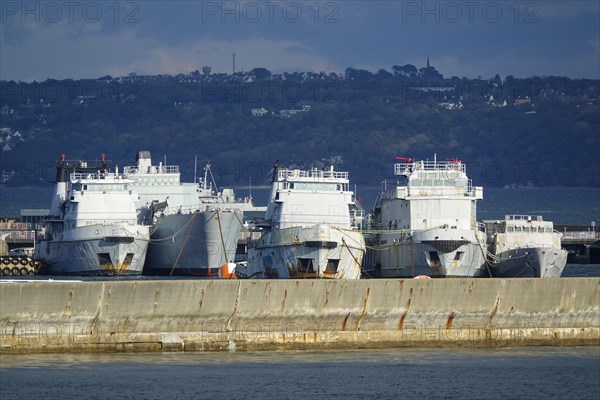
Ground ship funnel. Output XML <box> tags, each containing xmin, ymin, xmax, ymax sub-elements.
<box><xmin>136</xmin><ymin>151</ymin><xmax>152</xmax><ymax>173</ymax></box>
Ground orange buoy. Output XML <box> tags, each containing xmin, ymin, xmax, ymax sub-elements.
<box><xmin>218</xmin><ymin>263</ymin><xmax>237</xmax><ymax>279</ymax></box>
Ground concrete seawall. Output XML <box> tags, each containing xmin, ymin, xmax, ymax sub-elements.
<box><xmin>1</xmin><ymin>278</ymin><xmax>599</xmax><ymax>353</ymax></box>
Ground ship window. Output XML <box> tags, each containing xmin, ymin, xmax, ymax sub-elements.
<box><xmin>428</xmin><ymin>252</ymin><xmax>441</xmax><ymax>267</ymax></box>
<box><xmin>123</xmin><ymin>254</ymin><xmax>134</xmax><ymax>265</ymax></box>
<box><xmin>507</xmin><ymin>227</ymin><xmax>514</xmax><ymax>232</ymax></box>
<box><xmin>83</xmin><ymin>185</ymin><xmax>87</xmax><ymax>190</ymax></box>
<box><xmin>293</xmin><ymin>183</ymin><xmax>338</xmax><ymax>191</ymax></box>
<box><xmin>97</xmin><ymin>253</ymin><xmax>111</xmax><ymax>266</ymax></box>
<box><xmin>545</xmin><ymin>228</ymin><xmax>553</xmax><ymax>233</ymax></box>
<box><xmin>514</xmin><ymin>227</ymin><xmax>522</xmax><ymax>232</ymax></box>
<box><xmin>325</xmin><ymin>259</ymin><xmax>339</xmax><ymax>274</ymax></box>
<box><xmin>454</xmin><ymin>252</ymin><xmax>464</xmax><ymax>261</ymax></box>
<box><xmin>297</xmin><ymin>258</ymin><xmax>315</xmax><ymax>273</ymax></box>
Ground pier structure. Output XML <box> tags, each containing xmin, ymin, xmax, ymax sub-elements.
<box><xmin>1</xmin><ymin>278</ymin><xmax>598</xmax><ymax>353</ymax></box>
<box><xmin>555</xmin><ymin>224</ymin><xmax>600</xmax><ymax>264</ymax></box>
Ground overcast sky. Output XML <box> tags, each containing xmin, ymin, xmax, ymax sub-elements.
<box><xmin>1</xmin><ymin>1</ymin><xmax>599</xmax><ymax>81</ymax></box>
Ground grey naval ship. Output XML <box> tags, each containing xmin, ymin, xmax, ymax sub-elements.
<box><xmin>235</xmin><ymin>163</ymin><xmax>365</xmax><ymax>279</ymax></box>
<box><xmin>484</xmin><ymin>215</ymin><xmax>568</xmax><ymax>277</ymax></box>
<box><xmin>35</xmin><ymin>155</ymin><xmax>150</xmax><ymax>275</ymax></box>
<box><xmin>124</xmin><ymin>151</ymin><xmax>252</xmax><ymax>276</ymax></box>
<box><xmin>363</xmin><ymin>156</ymin><xmax>488</xmax><ymax>278</ymax></box>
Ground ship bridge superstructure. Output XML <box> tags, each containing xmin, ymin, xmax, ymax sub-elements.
<box><xmin>266</xmin><ymin>166</ymin><xmax>363</xmax><ymax>230</ymax></box>
<box><xmin>377</xmin><ymin>158</ymin><xmax>483</xmax><ymax>232</ymax></box>
<box><xmin>485</xmin><ymin>215</ymin><xmax>561</xmax><ymax>250</ymax></box>
<box><xmin>64</xmin><ymin>172</ymin><xmax>139</xmax><ymax>229</ymax></box>
<box><xmin>393</xmin><ymin>159</ymin><xmax>482</xmax><ymax>198</ymax></box>
<box><xmin>124</xmin><ymin>151</ymin><xmax>206</xmax><ymax>218</ymax></box>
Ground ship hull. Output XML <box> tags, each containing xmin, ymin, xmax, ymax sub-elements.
<box><xmin>238</xmin><ymin>224</ymin><xmax>364</xmax><ymax>279</ymax></box>
<box><xmin>37</xmin><ymin>224</ymin><xmax>149</xmax><ymax>276</ymax></box>
<box><xmin>364</xmin><ymin>228</ymin><xmax>488</xmax><ymax>278</ymax></box>
<box><xmin>490</xmin><ymin>247</ymin><xmax>568</xmax><ymax>278</ymax></box>
<box><xmin>142</xmin><ymin>210</ymin><xmax>242</xmax><ymax>276</ymax></box>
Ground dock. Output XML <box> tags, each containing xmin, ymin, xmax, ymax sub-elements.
<box><xmin>1</xmin><ymin>278</ymin><xmax>598</xmax><ymax>353</ymax></box>
<box><xmin>555</xmin><ymin>224</ymin><xmax>600</xmax><ymax>264</ymax></box>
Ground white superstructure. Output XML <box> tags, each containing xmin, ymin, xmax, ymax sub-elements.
<box><xmin>237</xmin><ymin>164</ymin><xmax>365</xmax><ymax>279</ymax></box>
<box><xmin>484</xmin><ymin>215</ymin><xmax>567</xmax><ymax>277</ymax></box>
<box><xmin>364</xmin><ymin>157</ymin><xmax>488</xmax><ymax>277</ymax></box>
<box><xmin>122</xmin><ymin>151</ymin><xmax>245</xmax><ymax>276</ymax></box>
<box><xmin>36</xmin><ymin>157</ymin><xmax>149</xmax><ymax>275</ymax></box>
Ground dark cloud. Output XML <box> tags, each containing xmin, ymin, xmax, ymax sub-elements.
<box><xmin>1</xmin><ymin>1</ymin><xmax>598</xmax><ymax>81</ymax></box>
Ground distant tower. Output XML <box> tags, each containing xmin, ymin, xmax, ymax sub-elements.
<box><xmin>202</xmin><ymin>66</ymin><xmax>211</xmax><ymax>76</ymax></box>
<box><xmin>232</xmin><ymin>53</ymin><xmax>236</xmax><ymax>74</ymax></box>
<box><xmin>427</xmin><ymin>56</ymin><xmax>430</xmax><ymax>68</ymax></box>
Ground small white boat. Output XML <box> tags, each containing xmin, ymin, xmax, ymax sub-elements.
<box><xmin>484</xmin><ymin>215</ymin><xmax>568</xmax><ymax>277</ymax></box>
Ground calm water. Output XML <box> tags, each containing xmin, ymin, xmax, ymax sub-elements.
<box><xmin>1</xmin><ymin>348</ymin><xmax>599</xmax><ymax>400</ymax></box>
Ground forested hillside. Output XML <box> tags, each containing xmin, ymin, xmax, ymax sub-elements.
<box><xmin>1</xmin><ymin>66</ymin><xmax>598</xmax><ymax>188</ymax></box>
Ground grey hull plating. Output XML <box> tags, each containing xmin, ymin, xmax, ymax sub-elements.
<box><xmin>363</xmin><ymin>241</ymin><xmax>488</xmax><ymax>278</ymax></box>
<box><xmin>41</xmin><ymin>237</ymin><xmax>148</xmax><ymax>276</ymax></box>
<box><xmin>490</xmin><ymin>247</ymin><xmax>568</xmax><ymax>278</ymax></box>
<box><xmin>364</xmin><ymin>229</ymin><xmax>488</xmax><ymax>278</ymax></box>
<box><xmin>143</xmin><ymin>210</ymin><xmax>242</xmax><ymax>276</ymax></box>
<box><xmin>240</xmin><ymin>225</ymin><xmax>364</xmax><ymax>279</ymax></box>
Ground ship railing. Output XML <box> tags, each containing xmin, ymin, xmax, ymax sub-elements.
<box><xmin>71</xmin><ymin>219</ymin><xmax>138</xmax><ymax>226</ymax></box>
<box><xmin>403</xmin><ymin>180</ymin><xmax>479</xmax><ymax>197</ymax></box>
<box><xmin>561</xmin><ymin>231</ymin><xmax>600</xmax><ymax>239</ymax></box>
<box><xmin>505</xmin><ymin>215</ymin><xmax>544</xmax><ymax>222</ymax></box>
<box><xmin>349</xmin><ymin>203</ymin><xmax>365</xmax><ymax>229</ymax></box>
<box><xmin>394</xmin><ymin>160</ymin><xmax>466</xmax><ymax>176</ymax></box>
<box><xmin>0</xmin><ymin>221</ymin><xmax>32</xmax><ymax>230</ymax></box>
<box><xmin>0</xmin><ymin>230</ymin><xmax>36</xmax><ymax>240</ymax></box>
<box><xmin>477</xmin><ymin>222</ymin><xmax>486</xmax><ymax>233</ymax></box>
<box><xmin>406</xmin><ymin>187</ymin><xmax>469</xmax><ymax>197</ymax></box>
<box><xmin>123</xmin><ymin>166</ymin><xmax>139</xmax><ymax>175</ymax></box>
<box><xmin>464</xmin><ymin>181</ymin><xmax>481</xmax><ymax>197</ymax></box>
<box><xmin>278</xmin><ymin>169</ymin><xmax>349</xmax><ymax>180</ymax></box>
<box><xmin>70</xmin><ymin>172</ymin><xmax>125</xmax><ymax>181</ymax></box>
<box><xmin>123</xmin><ymin>165</ymin><xmax>180</xmax><ymax>175</ymax></box>
<box><xmin>160</xmin><ymin>203</ymin><xmax>238</xmax><ymax>216</ymax></box>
